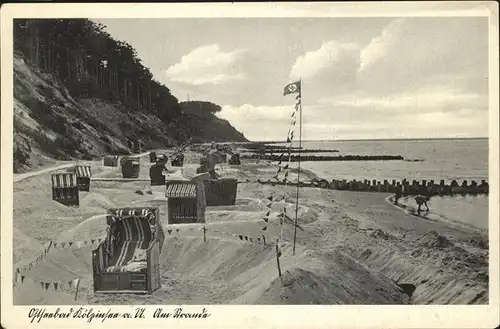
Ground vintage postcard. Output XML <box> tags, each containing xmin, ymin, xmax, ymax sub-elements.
<box><xmin>1</xmin><ymin>2</ymin><xmax>499</xmax><ymax>329</ymax></box>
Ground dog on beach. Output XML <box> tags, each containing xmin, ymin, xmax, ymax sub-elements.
<box><xmin>415</xmin><ymin>195</ymin><xmax>430</xmax><ymax>213</ymax></box>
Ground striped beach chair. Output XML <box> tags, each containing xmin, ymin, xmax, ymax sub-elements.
<box><xmin>51</xmin><ymin>173</ymin><xmax>79</xmax><ymax>206</ymax></box>
<box><xmin>165</xmin><ymin>180</ymin><xmax>206</xmax><ymax>224</ymax></box>
<box><xmin>75</xmin><ymin>165</ymin><xmax>92</xmax><ymax>191</ymax></box>
<box><xmin>92</xmin><ymin>207</ymin><xmax>164</xmax><ymax>294</ymax></box>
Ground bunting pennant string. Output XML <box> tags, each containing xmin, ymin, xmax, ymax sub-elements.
<box><xmin>14</xmin><ymin>231</ymin><xmax>108</xmax><ymax>280</ymax></box>
<box><xmin>13</xmin><ymin>274</ymin><xmax>84</xmax><ymax>295</ymax></box>
<box><xmin>257</xmin><ymin>87</ymin><xmax>301</xmax><ymax>238</ymax></box>
<box><xmin>276</xmin><ymin>82</ymin><xmax>302</xmax><ymax>248</ymax></box>
<box><xmin>207</xmin><ymin>228</ymin><xmax>266</xmax><ymax>246</ymax></box>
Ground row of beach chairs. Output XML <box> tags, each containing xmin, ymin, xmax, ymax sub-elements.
<box><xmin>51</xmin><ymin>156</ymin><xmax>239</xmax><ymax>223</ymax></box>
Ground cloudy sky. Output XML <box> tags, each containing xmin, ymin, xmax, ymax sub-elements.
<box><xmin>96</xmin><ymin>16</ymin><xmax>489</xmax><ymax>141</ymax></box>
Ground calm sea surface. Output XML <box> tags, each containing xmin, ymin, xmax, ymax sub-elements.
<box><xmin>272</xmin><ymin>138</ymin><xmax>489</xmax><ymax>231</ymax></box>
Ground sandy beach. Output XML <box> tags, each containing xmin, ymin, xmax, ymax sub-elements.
<box><xmin>12</xmin><ymin>151</ymin><xmax>488</xmax><ymax>305</ymax></box>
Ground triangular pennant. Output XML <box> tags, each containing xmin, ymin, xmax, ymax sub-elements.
<box><xmin>54</xmin><ymin>282</ymin><xmax>59</xmax><ymax>291</ymax></box>
<box><xmin>244</xmin><ymin>236</ymin><xmax>249</xmax><ymax>241</ymax></box>
<box><xmin>257</xmin><ymin>238</ymin><xmax>261</xmax><ymax>242</ymax></box>
<box><xmin>21</xmin><ymin>275</ymin><xmax>25</xmax><ymax>283</ymax></box>
<box><xmin>91</xmin><ymin>239</ymin><xmax>95</xmax><ymax>244</ymax></box>
<box><xmin>239</xmin><ymin>235</ymin><xmax>243</xmax><ymax>240</ymax></box>
<box><xmin>263</xmin><ymin>218</ymin><xmax>269</xmax><ymax>223</ymax></box>
<box><xmin>168</xmin><ymin>229</ymin><xmax>172</xmax><ymax>235</ymax></box>
<box><xmin>285</xmin><ymin>171</ymin><xmax>289</xmax><ymax>178</ymax></box>
<box><xmin>267</xmin><ymin>196</ymin><xmax>273</xmax><ymax>202</ymax></box>
<box><xmin>286</xmin><ymin>137</ymin><xmax>291</xmax><ymax>143</ymax></box>
<box><xmin>261</xmin><ymin>226</ymin><xmax>267</xmax><ymax>231</ymax></box>
<box><xmin>44</xmin><ymin>282</ymin><xmax>50</xmax><ymax>290</ymax></box>
<box><xmin>284</xmin><ymin>164</ymin><xmax>289</xmax><ymax>170</ymax></box>
<box><xmin>277</xmin><ymin>167</ymin><xmax>282</xmax><ymax>173</ymax></box>
<box><xmin>69</xmin><ymin>242</ymin><xmax>73</xmax><ymax>247</ymax></box>
<box><xmin>176</xmin><ymin>229</ymin><xmax>180</xmax><ymax>233</ymax></box>
<box><xmin>265</xmin><ymin>211</ymin><xmax>270</xmax><ymax>217</ymax></box>
<box><xmin>68</xmin><ymin>281</ymin><xmax>72</xmax><ymax>288</ymax></box>
<box><xmin>71</xmin><ymin>278</ymin><xmax>81</xmax><ymax>288</ymax></box>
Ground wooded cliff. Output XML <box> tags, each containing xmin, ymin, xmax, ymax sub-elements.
<box><xmin>13</xmin><ymin>19</ymin><xmax>247</xmax><ymax>172</ymax></box>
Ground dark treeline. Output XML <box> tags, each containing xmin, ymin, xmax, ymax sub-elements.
<box><xmin>13</xmin><ymin>19</ymin><xmax>181</xmax><ymax>122</ymax></box>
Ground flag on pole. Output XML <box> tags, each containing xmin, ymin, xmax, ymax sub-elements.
<box><xmin>283</xmin><ymin>81</ymin><xmax>301</xmax><ymax>96</ymax></box>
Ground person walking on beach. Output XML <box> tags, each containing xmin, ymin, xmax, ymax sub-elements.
<box><xmin>415</xmin><ymin>194</ymin><xmax>430</xmax><ymax>214</ymax></box>
<box><xmin>394</xmin><ymin>184</ymin><xmax>402</xmax><ymax>205</ymax></box>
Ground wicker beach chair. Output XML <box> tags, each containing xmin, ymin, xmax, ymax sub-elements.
<box><xmin>51</xmin><ymin>173</ymin><xmax>79</xmax><ymax>206</ymax></box>
<box><xmin>92</xmin><ymin>207</ymin><xmax>164</xmax><ymax>294</ymax></box>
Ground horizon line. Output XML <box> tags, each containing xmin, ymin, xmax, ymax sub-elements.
<box><xmin>247</xmin><ymin>136</ymin><xmax>488</xmax><ymax>143</ymax></box>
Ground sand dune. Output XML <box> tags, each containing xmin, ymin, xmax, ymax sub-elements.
<box><xmin>11</xmin><ymin>151</ymin><xmax>488</xmax><ymax>305</ymax></box>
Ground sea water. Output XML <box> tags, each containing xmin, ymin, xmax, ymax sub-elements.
<box><xmin>274</xmin><ymin>138</ymin><xmax>489</xmax><ymax>231</ymax></box>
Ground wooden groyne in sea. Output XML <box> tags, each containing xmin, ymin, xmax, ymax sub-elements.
<box><xmin>245</xmin><ymin>148</ymin><xmax>340</xmax><ymax>154</ymax></box>
<box><xmin>326</xmin><ymin>178</ymin><xmax>489</xmax><ymax>196</ymax></box>
<box><xmin>240</xmin><ymin>154</ymin><xmax>404</xmax><ymax>162</ymax></box>
<box><xmin>238</xmin><ymin>178</ymin><xmax>489</xmax><ymax>196</ymax></box>
<box><xmin>89</xmin><ymin>176</ymin><xmax>488</xmax><ymax>197</ymax></box>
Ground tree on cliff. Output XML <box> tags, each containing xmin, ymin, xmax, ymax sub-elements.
<box><xmin>13</xmin><ymin>19</ymin><xmax>181</xmax><ymax>121</ymax></box>
<box><xmin>180</xmin><ymin>101</ymin><xmax>222</xmax><ymax>116</ymax></box>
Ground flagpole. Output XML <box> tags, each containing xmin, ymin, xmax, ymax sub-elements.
<box><xmin>292</xmin><ymin>78</ymin><xmax>302</xmax><ymax>256</ymax></box>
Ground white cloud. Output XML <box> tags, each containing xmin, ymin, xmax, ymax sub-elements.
<box><xmin>218</xmin><ymin>104</ymin><xmax>323</xmax><ymax>140</ymax></box>
<box><xmin>356</xmin><ymin>17</ymin><xmax>488</xmax><ymax>94</ymax></box>
<box><xmin>318</xmin><ymin>87</ymin><xmax>485</xmax><ymax>114</ymax></box>
<box><xmin>279</xmin><ymin>17</ymin><xmax>489</xmax><ymax>140</ymax></box>
<box><xmin>290</xmin><ymin>40</ymin><xmax>360</xmax><ymax>82</ymax></box>
<box><xmin>166</xmin><ymin>44</ymin><xmax>247</xmax><ymax>85</ymax></box>
<box><xmin>359</xmin><ymin>18</ymin><xmax>404</xmax><ymax>72</ymax></box>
